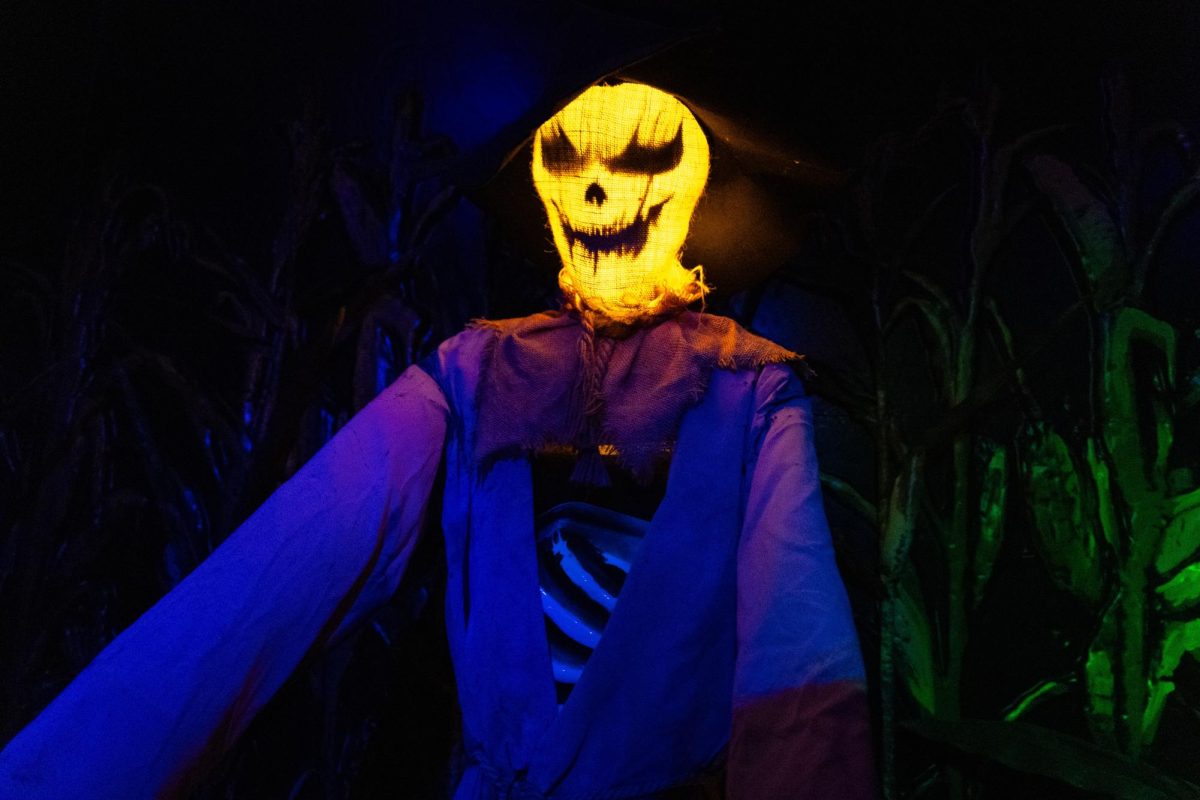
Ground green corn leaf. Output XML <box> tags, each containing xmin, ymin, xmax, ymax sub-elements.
<box><xmin>895</xmin><ymin>568</ymin><xmax>937</xmax><ymax>716</ymax></box>
<box><xmin>973</xmin><ymin>441</ymin><xmax>1007</xmax><ymax>607</ymax></box>
<box><xmin>1086</xmin><ymin>649</ymin><xmax>1116</xmax><ymax>747</ymax></box>
<box><xmin>903</xmin><ymin>718</ymin><xmax>1199</xmax><ymax>800</ymax></box>
<box><xmin>902</xmin><ymin>270</ymin><xmax>961</xmax><ymax>325</ymax></box>
<box><xmin>988</xmin><ymin>124</ymin><xmax>1071</xmax><ymax>212</ymax></box>
<box><xmin>819</xmin><ymin>471</ymin><xmax>876</xmax><ymax>524</ymax></box>
<box><xmin>1003</xmin><ymin>679</ymin><xmax>1069</xmax><ymax>722</ymax></box>
<box><xmin>881</xmin><ymin>453</ymin><xmax>923</xmax><ymax>580</ymax></box>
<box><xmin>1142</xmin><ymin>679</ymin><xmax>1176</xmax><ymax>749</ymax></box>
<box><xmin>1019</xmin><ymin>424</ymin><xmax>1104</xmax><ymax>604</ymax></box>
<box><xmin>1156</xmin><ymin>486</ymin><xmax>1200</xmax><ymax>575</ymax></box>
<box><xmin>1103</xmin><ymin>307</ymin><xmax>1177</xmax><ymax>506</ymax></box>
<box><xmin>1143</xmin><ymin>619</ymin><xmax>1200</xmax><ymax>745</ymax></box>
<box><xmin>1085</xmin><ymin>438</ymin><xmax>1119</xmax><ymax>549</ymax></box>
<box><xmin>1157</xmin><ymin>563</ymin><xmax>1200</xmax><ymax>612</ymax></box>
<box><xmin>1025</xmin><ymin>153</ymin><xmax>1128</xmax><ymax>309</ymax></box>
<box><xmin>1157</xmin><ymin>619</ymin><xmax>1200</xmax><ymax>680</ymax></box>
<box><xmin>885</xmin><ymin>297</ymin><xmax>957</xmax><ymax>399</ymax></box>
<box><xmin>1086</xmin><ymin>602</ymin><xmax>1118</xmax><ymax>748</ymax></box>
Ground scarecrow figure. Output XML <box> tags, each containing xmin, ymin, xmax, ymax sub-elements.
<box><xmin>0</xmin><ymin>83</ymin><xmax>873</xmax><ymax>799</ymax></box>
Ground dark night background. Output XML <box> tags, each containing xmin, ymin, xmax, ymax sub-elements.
<box><xmin>2</xmin><ymin>1</ymin><xmax>1200</xmax><ymax>798</ymax></box>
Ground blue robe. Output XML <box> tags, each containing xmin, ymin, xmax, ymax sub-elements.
<box><xmin>0</xmin><ymin>315</ymin><xmax>872</xmax><ymax>799</ymax></box>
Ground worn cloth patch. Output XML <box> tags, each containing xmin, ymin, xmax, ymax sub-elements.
<box><xmin>471</xmin><ymin>309</ymin><xmax>800</xmax><ymax>480</ymax></box>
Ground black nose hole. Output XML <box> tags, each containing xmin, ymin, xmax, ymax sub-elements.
<box><xmin>585</xmin><ymin>182</ymin><xmax>606</xmax><ymax>206</ymax></box>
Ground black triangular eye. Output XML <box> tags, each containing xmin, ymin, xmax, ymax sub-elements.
<box><xmin>607</xmin><ymin>123</ymin><xmax>684</xmax><ymax>174</ymax></box>
<box><xmin>540</xmin><ymin>123</ymin><xmax>584</xmax><ymax>173</ymax></box>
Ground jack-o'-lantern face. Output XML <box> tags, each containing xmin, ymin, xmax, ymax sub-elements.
<box><xmin>532</xmin><ymin>83</ymin><xmax>710</xmax><ymax>322</ymax></box>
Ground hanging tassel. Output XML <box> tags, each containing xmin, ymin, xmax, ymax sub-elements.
<box><xmin>565</xmin><ymin>308</ymin><xmax>614</xmax><ymax>488</ymax></box>
<box><xmin>570</xmin><ymin>445</ymin><xmax>611</xmax><ymax>487</ymax></box>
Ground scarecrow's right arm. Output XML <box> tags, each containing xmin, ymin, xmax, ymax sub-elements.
<box><xmin>0</xmin><ymin>366</ymin><xmax>448</xmax><ymax>799</ymax></box>
<box><xmin>728</xmin><ymin>364</ymin><xmax>875</xmax><ymax>799</ymax></box>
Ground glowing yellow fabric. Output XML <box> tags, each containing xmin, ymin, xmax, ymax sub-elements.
<box><xmin>532</xmin><ymin>83</ymin><xmax>710</xmax><ymax>323</ymax></box>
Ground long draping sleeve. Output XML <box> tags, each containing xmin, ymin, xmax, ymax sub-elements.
<box><xmin>727</xmin><ymin>364</ymin><xmax>876</xmax><ymax>799</ymax></box>
<box><xmin>0</xmin><ymin>365</ymin><xmax>448</xmax><ymax>800</ymax></box>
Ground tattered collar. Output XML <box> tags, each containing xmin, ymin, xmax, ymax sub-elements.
<box><xmin>471</xmin><ymin>309</ymin><xmax>801</xmax><ymax>482</ymax></box>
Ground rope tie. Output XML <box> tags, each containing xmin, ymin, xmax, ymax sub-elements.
<box><xmin>570</xmin><ymin>302</ymin><xmax>617</xmax><ymax>486</ymax></box>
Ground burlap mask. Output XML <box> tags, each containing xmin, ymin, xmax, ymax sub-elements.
<box><xmin>532</xmin><ymin>83</ymin><xmax>710</xmax><ymax>324</ymax></box>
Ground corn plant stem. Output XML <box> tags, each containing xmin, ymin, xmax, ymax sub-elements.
<box><xmin>942</xmin><ymin>340</ymin><xmax>973</xmax><ymax>800</ymax></box>
<box><xmin>1098</xmin><ymin>313</ymin><xmax>1157</xmax><ymax>759</ymax></box>
<box><xmin>944</xmin><ymin>435</ymin><xmax>970</xmax><ymax>800</ymax></box>
<box><xmin>949</xmin><ymin>268</ymin><xmax>983</xmax><ymax>720</ymax></box>
<box><xmin>1116</xmin><ymin>320</ymin><xmax>1156</xmax><ymax>757</ymax></box>
<box><xmin>880</xmin><ymin>594</ymin><xmax>898</xmax><ymax>800</ymax></box>
<box><xmin>951</xmin><ymin>302</ymin><xmax>980</xmax><ymax>711</ymax></box>
<box><xmin>875</xmin><ymin>269</ymin><xmax>898</xmax><ymax>800</ymax></box>
<box><xmin>1118</xmin><ymin>536</ymin><xmax>1150</xmax><ymax>759</ymax></box>
<box><xmin>939</xmin><ymin>116</ymin><xmax>993</xmax><ymax>799</ymax></box>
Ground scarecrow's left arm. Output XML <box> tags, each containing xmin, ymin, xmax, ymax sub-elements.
<box><xmin>728</xmin><ymin>364</ymin><xmax>876</xmax><ymax>799</ymax></box>
<box><xmin>0</xmin><ymin>366</ymin><xmax>448</xmax><ymax>799</ymax></box>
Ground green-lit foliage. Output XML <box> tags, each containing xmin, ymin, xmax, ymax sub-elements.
<box><xmin>1018</xmin><ymin>153</ymin><xmax>1200</xmax><ymax>757</ymax></box>
<box><xmin>811</xmin><ymin>92</ymin><xmax>1062</xmax><ymax>798</ymax></box>
<box><xmin>1024</xmin><ymin>153</ymin><xmax>1128</xmax><ymax>309</ymax></box>
<box><xmin>806</xmin><ymin>76</ymin><xmax>1200</xmax><ymax>798</ymax></box>
<box><xmin>1018</xmin><ymin>425</ymin><xmax>1105</xmax><ymax>604</ymax></box>
<box><xmin>1158</xmin><ymin>561</ymin><xmax>1200</xmax><ymax>610</ymax></box>
<box><xmin>895</xmin><ymin>568</ymin><xmax>937</xmax><ymax>717</ymax></box>
<box><xmin>906</xmin><ymin>718</ymin><xmax>1197</xmax><ymax>799</ymax></box>
<box><xmin>885</xmin><ymin>456</ymin><xmax>935</xmax><ymax>717</ymax></box>
<box><xmin>971</xmin><ymin>442</ymin><xmax>1007</xmax><ymax>608</ymax></box>
<box><xmin>1157</xmin><ymin>489</ymin><xmax>1200</xmax><ymax>574</ymax></box>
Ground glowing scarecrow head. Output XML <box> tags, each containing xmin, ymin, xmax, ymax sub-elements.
<box><xmin>532</xmin><ymin>83</ymin><xmax>710</xmax><ymax>323</ymax></box>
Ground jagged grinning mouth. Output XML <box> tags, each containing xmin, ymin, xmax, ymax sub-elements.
<box><xmin>555</xmin><ymin>197</ymin><xmax>671</xmax><ymax>272</ymax></box>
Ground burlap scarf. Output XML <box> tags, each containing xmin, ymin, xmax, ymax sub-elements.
<box><xmin>471</xmin><ymin>309</ymin><xmax>802</xmax><ymax>483</ymax></box>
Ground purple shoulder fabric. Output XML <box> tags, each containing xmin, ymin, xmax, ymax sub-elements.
<box><xmin>0</xmin><ymin>367</ymin><xmax>448</xmax><ymax>799</ymax></box>
<box><xmin>728</xmin><ymin>364</ymin><xmax>876</xmax><ymax>799</ymax></box>
<box><xmin>471</xmin><ymin>309</ymin><xmax>797</xmax><ymax>478</ymax></box>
